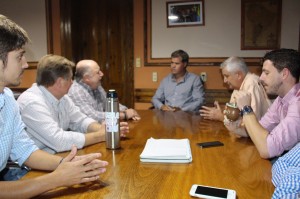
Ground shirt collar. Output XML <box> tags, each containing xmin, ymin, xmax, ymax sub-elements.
<box><xmin>38</xmin><ymin>84</ymin><xmax>60</xmax><ymax>106</ymax></box>
<box><xmin>0</xmin><ymin>92</ymin><xmax>4</xmax><ymax>111</ymax></box>
<box><xmin>280</xmin><ymin>83</ymin><xmax>300</xmax><ymax>105</ymax></box>
<box><xmin>77</xmin><ymin>80</ymin><xmax>93</xmax><ymax>92</ymax></box>
<box><xmin>171</xmin><ymin>71</ymin><xmax>189</xmax><ymax>83</ymax></box>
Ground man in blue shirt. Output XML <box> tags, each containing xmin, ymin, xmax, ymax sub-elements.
<box><xmin>272</xmin><ymin>142</ymin><xmax>300</xmax><ymax>198</ymax></box>
<box><xmin>0</xmin><ymin>14</ymin><xmax>108</xmax><ymax>198</ymax></box>
<box><xmin>152</xmin><ymin>49</ymin><xmax>205</xmax><ymax>112</ymax></box>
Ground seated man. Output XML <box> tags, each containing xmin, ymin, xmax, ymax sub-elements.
<box><xmin>0</xmin><ymin>14</ymin><xmax>107</xmax><ymax>198</ymax></box>
<box><xmin>17</xmin><ymin>55</ymin><xmax>129</xmax><ymax>154</ymax></box>
<box><xmin>200</xmin><ymin>56</ymin><xmax>271</xmax><ymax>137</ymax></box>
<box><xmin>68</xmin><ymin>60</ymin><xmax>140</xmax><ymax>122</ymax></box>
<box><xmin>271</xmin><ymin>142</ymin><xmax>300</xmax><ymax>198</ymax></box>
<box><xmin>236</xmin><ymin>49</ymin><xmax>300</xmax><ymax>159</ymax></box>
<box><xmin>152</xmin><ymin>49</ymin><xmax>204</xmax><ymax>112</ymax></box>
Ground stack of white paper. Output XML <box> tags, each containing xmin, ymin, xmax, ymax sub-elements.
<box><xmin>140</xmin><ymin>138</ymin><xmax>192</xmax><ymax>163</ymax></box>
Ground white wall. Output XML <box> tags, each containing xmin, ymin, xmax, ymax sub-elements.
<box><xmin>0</xmin><ymin>0</ymin><xmax>47</xmax><ymax>61</ymax></box>
<box><xmin>152</xmin><ymin>0</ymin><xmax>300</xmax><ymax>58</ymax></box>
<box><xmin>1</xmin><ymin>0</ymin><xmax>299</xmax><ymax>61</ymax></box>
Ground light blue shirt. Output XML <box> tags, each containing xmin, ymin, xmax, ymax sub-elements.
<box><xmin>272</xmin><ymin>142</ymin><xmax>300</xmax><ymax>198</ymax></box>
<box><xmin>0</xmin><ymin>88</ymin><xmax>38</xmax><ymax>171</ymax></box>
<box><xmin>152</xmin><ymin>72</ymin><xmax>205</xmax><ymax>112</ymax></box>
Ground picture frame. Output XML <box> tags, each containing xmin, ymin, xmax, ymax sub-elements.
<box><xmin>241</xmin><ymin>0</ymin><xmax>282</xmax><ymax>50</ymax></box>
<box><xmin>166</xmin><ymin>0</ymin><xmax>204</xmax><ymax>28</ymax></box>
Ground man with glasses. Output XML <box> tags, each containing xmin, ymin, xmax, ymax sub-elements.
<box><xmin>17</xmin><ymin>55</ymin><xmax>129</xmax><ymax>154</ymax></box>
<box><xmin>68</xmin><ymin>60</ymin><xmax>140</xmax><ymax>122</ymax></box>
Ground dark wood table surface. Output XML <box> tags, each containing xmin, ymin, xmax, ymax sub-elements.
<box><xmin>23</xmin><ymin>110</ymin><xmax>274</xmax><ymax>198</ymax></box>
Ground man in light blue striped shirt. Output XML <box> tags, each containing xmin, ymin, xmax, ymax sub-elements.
<box><xmin>0</xmin><ymin>14</ymin><xmax>108</xmax><ymax>198</ymax></box>
<box><xmin>272</xmin><ymin>142</ymin><xmax>300</xmax><ymax>198</ymax></box>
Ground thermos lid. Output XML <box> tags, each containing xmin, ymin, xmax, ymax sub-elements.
<box><xmin>107</xmin><ymin>89</ymin><xmax>118</xmax><ymax>98</ymax></box>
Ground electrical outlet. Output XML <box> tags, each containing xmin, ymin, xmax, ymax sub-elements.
<box><xmin>136</xmin><ymin>58</ymin><xmax>141</xmax><ymax>67</ymax></box>
<box><xmin>152</xmin><ymin>72</ymin><xmax>158</xmax><ymax>82</ymax></box>
<box><xmin>200</xmin><ymin>72</ymin><xmax>207</xmax><ymax>82</ymax></box>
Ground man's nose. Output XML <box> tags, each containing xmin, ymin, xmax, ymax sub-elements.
<box><xmin>22</xmin><ymin>56</ymin><xmax>29</xmax><ymax>69</ymax></box>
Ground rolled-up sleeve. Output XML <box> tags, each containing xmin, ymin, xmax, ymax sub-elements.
<box><xmin>264</xmin><ymin>100</ymin><xmax>300</xmax><ymax>157</ymax></box>
<box><xmin>10</xmin><ymin>99</ymin><xmax>38</xmax><ymax>165</ymax></box>
<box><xmin>152</xmin><ymin>80</ymin><xmax>166</xmax><ymax>109</ymax></box>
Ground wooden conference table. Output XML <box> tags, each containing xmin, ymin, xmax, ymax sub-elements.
<box><xmin>23</xmin><ymin>110</ymin><xmax>274</xmax><ymax>198</ymax></box>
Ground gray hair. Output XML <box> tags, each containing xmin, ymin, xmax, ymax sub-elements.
<box><xmin>74</xmin><ymin>64</ymin><xmax>92</xmax><ymax>81</ymax></box>
<box><xmin>220</xmin><ymin>56</ymin><xmax>248</xmax><ymax>74</ymax></box>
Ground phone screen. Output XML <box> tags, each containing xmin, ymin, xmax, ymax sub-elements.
<box><xmin>195</xmin><ymin>186</ymin><xmax>228</xmax><ymax>198</ymax></box>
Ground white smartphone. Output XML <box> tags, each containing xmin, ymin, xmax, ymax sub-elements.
<box><xmin>189</xmin><ymin>184</ymin><xmax>236</xmax><ymax>199</ymax></box>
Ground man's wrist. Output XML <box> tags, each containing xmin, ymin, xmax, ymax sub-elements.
<box><xmin>240</xmin><ymin>105</ymin><xmax>253</xmax><ymax>117</ymax></box>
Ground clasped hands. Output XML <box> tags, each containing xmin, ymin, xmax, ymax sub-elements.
<box><xmin>121</xmin><ymin>109</ymin><xmax>141</xmax><ymax>121</ymax></box>
<box><xmin>54</xmin><ymin>145</ymin><xmax>108</xmax><ymax>186</ymax></box>
<box><xmin>160</xmin><ymin>105</ymin><xmax>181</xmax><ymax>112</ymax></box>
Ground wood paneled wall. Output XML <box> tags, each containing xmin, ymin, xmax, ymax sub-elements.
<box><xmin>59</xmin><ymin>0</ymin><xmax>134</xmax><ymax>107</ymax></box>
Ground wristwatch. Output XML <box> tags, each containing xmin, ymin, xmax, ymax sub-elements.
<box><xmin>240</xmin><ymin>105</ymin><xmax>253</xmax><ymax>117</ymax></box>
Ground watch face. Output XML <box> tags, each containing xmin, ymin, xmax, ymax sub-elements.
<box><xmin>242</xmin><ymin>106</ymin><xmax>253</xmax><ymax>116</ymax></box>
<box><xmin>244</xmin><ymin>106</ymin><xmax>252</xmax><ymax>112</ymax></box>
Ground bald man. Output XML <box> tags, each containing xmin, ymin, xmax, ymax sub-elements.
<box><xmin>68</xmin><ymin>60</ymin><xmax>140</xmax><ymax>122</ymax></box>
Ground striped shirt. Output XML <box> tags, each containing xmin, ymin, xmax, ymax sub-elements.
<box><xmin>68</xmin><ymin>80</ymin><xmax>127</xmax><ymax>122</ymax></box>
<box><xmin>0</xmin><ymin>88</ymin><xmax>38</xmax><ymax>171</ymax></box>
<box><xmin>272</xmin><ymin>142</ymin><xmax>300</xmax><ymax>198</ymax></box>
<box><xmin>260</xmin><ymin>83</ymin><xmax>300</xmax><ymax>158</ymax></box>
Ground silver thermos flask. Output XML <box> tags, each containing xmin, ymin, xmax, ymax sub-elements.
<box><xmin>105</xmin><ymin>89</ymin><xmax>120</xmax><ymax>149</ymax></box>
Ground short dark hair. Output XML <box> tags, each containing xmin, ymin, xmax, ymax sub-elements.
<box><xmin>36</xmin><ymin>54</ymin><xmax>75</xmax><ymax>87</ymax></box>
<box><xmin>263</xmin><ymin>49</ymin><xmax>300</xmax><ymax>82</ymax></box>
<box><xmin>0</xmin><ymin>14</ymin><xmax>29</xmax><ymax>67</ymax></box>
<box><xmin>171</xmin><ymin>49</ymin><xmax>189</xmax><ymax>65</ymax></box>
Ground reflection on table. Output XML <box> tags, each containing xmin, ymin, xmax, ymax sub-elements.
<box><xmin>22</xmin><ymin>110</ymin><xmax>274</xmax><ymax>198</ymax></box>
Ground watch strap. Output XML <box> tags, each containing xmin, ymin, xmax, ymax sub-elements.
<box><xmin>241</xmin><ymin>105</ymin><xmax>253</xmax><ymax>117</ymax></box>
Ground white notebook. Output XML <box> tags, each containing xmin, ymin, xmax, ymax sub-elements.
<box><xmin>140</xmin><ymin>138</ymin><xmax>192</xmax><ymax>163</ymax></box>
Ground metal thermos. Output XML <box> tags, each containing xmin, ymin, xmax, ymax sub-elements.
<box><xmin>105</xmin><ymin>89</ymin><xmax>120</xmax><ymax>149</ymax></box>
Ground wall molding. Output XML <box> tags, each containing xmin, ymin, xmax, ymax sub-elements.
<box><xmin>27</xmin><ymin>61</ymin><xmax>38</xmax><ymax>69</ymax></box>
<box><xmin>135</xmin><ymin>88</ymin><xmax>232</xmax><ymax>106</ymax></box>
<box><xmin>144</xmin><ymin>0</ymin><xmax>262</xmax><ymax>67</ymax></box>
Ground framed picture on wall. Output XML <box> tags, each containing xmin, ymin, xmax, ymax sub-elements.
<box><xmin>166</xmin><ymin>0</ymin><xmax>205</xmax><ymax>28</ymax></box>
<box><xmin>241</xmin><ymin>0</ymin><xmax>282</xmax><ymax>50</ymax></box>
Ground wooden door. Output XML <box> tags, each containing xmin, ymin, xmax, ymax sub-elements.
<box><xmin>59</xmin><ymin>0</ymin><xmax>134</xmax><ymax>107</ymax></box>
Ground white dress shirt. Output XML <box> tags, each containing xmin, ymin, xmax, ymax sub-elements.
<box><xmin>17</xmin><ymin>83</ymin><xmax>95</xmax><ymax>154</ymax></box>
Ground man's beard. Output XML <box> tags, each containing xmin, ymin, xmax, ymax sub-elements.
<box><xmin>264</xmin><ymin>81</ymin><xmax>282</xmax><ymax>95</ymax></box>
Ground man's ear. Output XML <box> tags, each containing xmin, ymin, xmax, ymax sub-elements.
<box><xmin>183</xmin><ymin>62</ymin><xmax>188</xmax><ymax>68</ymax></box>
<box><xmin>236</xmin><ymin>71</ymin><xmax>244</xmax><ymax>80</ymax></box>
<box><xmin>281</xmin><ymin>68</ymin><xmax>290</xmax><ymax>80</ymax></box>
<box><xmin>55</xmin><ymin>77</ymin><xmax>64</xmax><ymax>88</ymax></box>
<box><xmin>82</xmin><ymin>74</ymin><xmax>90</xmax><ymax>84</ymax></box>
